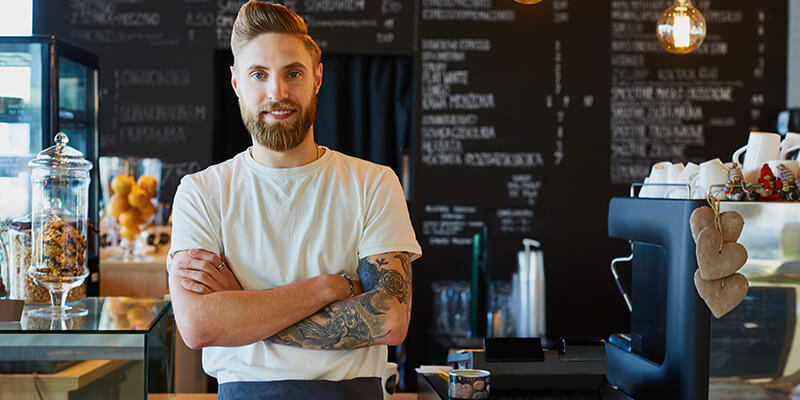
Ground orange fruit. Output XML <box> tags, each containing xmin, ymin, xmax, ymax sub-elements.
<box><xmin>127</xmin><ymin>186</ymin><xmax>149</xmax><ymax>208</ymax></box>
<box><xmin>120</xmin><ymin>225</ymin><xmax>140</xmax><ymax>241</ymax></box>
<box><xmin>119</xmin><ymin>208</ymin><xmax>141</xmax><ymax>228</ymax></box>
<box><xmin>110</xmin><ymin>319</ymin><xmax>131</xmax><ymax>330</ymax></box>
<box><xmin>110</xmin><ymin>175</ymin><xmax>135</xmax><ymax>196</ymax></box>
<box><xmin>138</xmin><ymin>201</ymin><xmax>156</xmax><ymax>221</ymax></box>
<box><xmin>108</xmin><ymin>194</ymin><xmax>129</xmax><ymax>218</ymax></box>
<box><xmin>127</xmin><ymin>305</ymin><xmax>154</xmax><ymax>324</ymax></box>
<box><xmin>137</xmin><ymin>175</ymin><xmax>158</xmax><ymax>198</ymax></box>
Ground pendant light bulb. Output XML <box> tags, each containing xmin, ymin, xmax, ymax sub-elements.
<box><xmin>656</xmin><ymin>0</ymin><xmax>707</xmax><ymax>54</ymax></box>
<box><xmin>514</xmin><ymin>0</ymin><xmax>544</xmax><ymax>4</ymax></box>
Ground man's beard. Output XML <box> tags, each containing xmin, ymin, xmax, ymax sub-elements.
<box><xmin>239</xmin><ymin>95</ymin><xmax>317</xmax><ymax>152</ymax></box>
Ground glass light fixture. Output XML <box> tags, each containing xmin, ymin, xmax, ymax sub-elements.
<box><xmin>514</xmin><ymin>0</ymin><xmax>544</xmax><ymax>4</ymax></box>
<box><xmin>656</xmin><ymin>0</ymin><xmax>707</xmax><ymax>54</ymax></box>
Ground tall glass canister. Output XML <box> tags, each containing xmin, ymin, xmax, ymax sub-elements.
<box><xmin>27</xmin><ymin>132</ymin><xmax>92</xmax><ymax>318</ymax></box>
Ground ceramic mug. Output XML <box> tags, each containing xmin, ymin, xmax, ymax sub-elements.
<box><xmin>732</xmin><ymin>131</ymin><xmax>781</xmax><ymax>183</ymax></box>
<box><xmin>640</xmin><ymin>161</ymin><xmax>671</xmax><ymax>198</ymax></box>
<box><xmin>780</xmin><ymin>132</ymin><xmax>800</xmax><ymax>160</ymax></box>
<box><xmin>666</xmin><ymin>162</ymin><xmax>685</xmax><ymax>183</ymax></box>
<box><xmin>664</xmin><ymin>163</ymin><xmax>691</xmax><ymax>198</ymax></box>
<box><xmin>691</xmin><ymin>158</ymin><xmax>729</xmax><ymax>199</ymax></box>
<box><xmin>382</xmin><ymin>362</ymin><xmax>399</xmax><ymax>399</ymax></box>
<box><xmin>679</xmin><ymin>162</ymin><xmax>699</xmax><ymax>182</ymax></box>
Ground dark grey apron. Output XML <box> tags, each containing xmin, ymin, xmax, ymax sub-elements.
<box><xmin>217</xmin><ymin>377</ymin><xmax>383</xmax><ymax>399</ymax></box>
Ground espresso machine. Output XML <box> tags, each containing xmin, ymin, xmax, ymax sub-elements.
<box><xmin>606</xmin><ymin>197</ymin><xmax>711</xmax><ymax>400</ymax></box>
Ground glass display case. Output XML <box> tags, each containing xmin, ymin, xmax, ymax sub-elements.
<box><xmin>0</xmin><ymin>36</ymin><xmax>99</xmax><ymax>240</ymax></box>
<box><xmin>0</xmin><ymin>297</ymin><xmax>174</xmax><ymax>399</ymax></box>
<box><xmin>709</xmin><ymin>202</ymin><xmax>800</xmax><ymax>398</ymax></box>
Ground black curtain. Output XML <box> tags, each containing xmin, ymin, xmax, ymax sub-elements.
<box><xmin>213</xmin><ymin>52</ymin><xmax>415</xmax><ymax>178</ymax></box>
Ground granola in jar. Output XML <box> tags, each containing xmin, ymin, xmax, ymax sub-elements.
<box><xmin>11</xmin><ymin>217</ymin><xmax>86</xmax><ymax>304</ymax></box>
<box><xmin>27</xmin><ymin>215</ymin><xmax>89</xmax><ymax>301</ymax></box>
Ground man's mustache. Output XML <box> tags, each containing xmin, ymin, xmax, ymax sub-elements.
<box><xmin>257</xmin><ymin>101</ymin><xmax>300</xmax><ymax>113</ymax></box>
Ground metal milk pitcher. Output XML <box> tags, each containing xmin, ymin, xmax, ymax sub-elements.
<box><xmin>516</xmin><ymin>238</ymin><xmax>546</xmax><ymax>338</ymax></box>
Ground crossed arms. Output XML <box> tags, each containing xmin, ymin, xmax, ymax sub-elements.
<box><xmin>169</xmin><ymin>249</ymin><xmax>412</xmax><ymax>350</ymax></box>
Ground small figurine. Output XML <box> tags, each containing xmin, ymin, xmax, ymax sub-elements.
<box><xmin>776</xmin><ymin>164</ymin><xmax>800</xmax><ymax>201</ymax></box>
<box><xmin>725</xmin><ymin>170</ymin><xmax>752</xmax><ymax>201</ymax></box>
<box><xmin>756</xmin><ymin>163</ymin><xmax>782</xmax><ymax>200</ymax></box>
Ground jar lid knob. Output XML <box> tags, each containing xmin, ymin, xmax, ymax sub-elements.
<box><xmin>55</xmin><ymin>132</ymin><xmax>69</xmax><ymax>146</ymax></box>
<box><xmin>28</xmin><ymin>131</ymin><xmax>93</xmax><ymax>171</ymax></box>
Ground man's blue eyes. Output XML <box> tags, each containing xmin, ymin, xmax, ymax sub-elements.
<box><xmin>250</xmin><ymin>72</ymin><xmax>302</xmax><ymax>79</ymax></box>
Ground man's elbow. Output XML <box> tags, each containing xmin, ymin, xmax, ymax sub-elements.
<box><xmin>384</xmin><ymin>309</ymin><xmax>410</xmax><ymax>346</ymax></box>
<box><xmin>175</xmin><ymin>310</ymin><xmax>218</xmax><ymax>350</ymax></box>
<box><xmin>181</xmin><ymin>330</ymin><xmax>209</xmax><ymax>350</ymax></box>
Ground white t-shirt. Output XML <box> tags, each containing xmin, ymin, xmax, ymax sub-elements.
<box><xmin>168</xmin><ymin>147</ymin><xmax>422</xmax><ymax>384</ymax></box>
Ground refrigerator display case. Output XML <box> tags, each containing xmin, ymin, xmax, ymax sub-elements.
<box><xmin>0</xmin><ymin>36</ymin><xmax>99</xmax><ymax>240</ymax></box>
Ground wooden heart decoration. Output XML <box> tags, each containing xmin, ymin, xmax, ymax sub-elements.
<box><xmin>690</xmin><ymin>207</ymin><xmax>745</xmax><ymax>243</ymax></box>
<box><xmin>694</xmin><ymin>269</ymin><xmax>749</xmax><ymax>318</ymax></box>
<box><xmin>695</xmin><ymin>226</ymin><xmax>748</xmax><ymax>280</ymax></box>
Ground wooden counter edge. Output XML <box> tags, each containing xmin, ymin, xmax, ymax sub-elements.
<box><xmin>0</xmin><ymin>359</ymin><xmax>129</xmax><ymax>392</ymax></box>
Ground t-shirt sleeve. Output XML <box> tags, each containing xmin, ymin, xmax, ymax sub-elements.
<box><xmin>166</xmin><ymin>176</ymin><xmax>222</xmax><ymax>273</ymax></box>
<box><xmin>357</xmin><ymin>168</ymin><xmax>422</xmax><ymax>262</ymax></box>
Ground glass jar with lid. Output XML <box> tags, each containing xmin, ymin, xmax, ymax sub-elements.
<box><xmin>27</xmin><ymin>132</ymin><xmax>92</xmax><ymax>318</ymax></box>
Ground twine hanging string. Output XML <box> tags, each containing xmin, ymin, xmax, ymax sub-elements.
<box><xmin>705</xmin><ymin>194</ymin><xmax>724</xmax><ymax>253</ymax></box>
<box><xmin>705</xmin><ymin>194</ymin><xmax>726</xmax><ymax>289</ymax></box>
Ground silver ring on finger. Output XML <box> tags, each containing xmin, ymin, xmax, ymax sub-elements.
<box><xmin>216</xmin><ymin>261</ymin><xmax>227</xmax><ymax>271</ymax></box>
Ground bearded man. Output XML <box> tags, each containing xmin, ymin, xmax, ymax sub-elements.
<box><xmin>166</xmin><ymin>2</ymin><xmax>421</xmax><ymax>399</ymax></box>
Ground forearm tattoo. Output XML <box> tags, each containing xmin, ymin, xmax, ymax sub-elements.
<box><xmin>268</xmin><ymin>290</ymin><xmax>392</xmax><ymax>349</ymax></box>
<box><xmin>267</xmin><ymin>252</ymin><xmax>412</xmax><ymax>350</ymax></box>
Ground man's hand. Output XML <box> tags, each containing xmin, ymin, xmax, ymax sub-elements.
<box><xmin>173</xmin><ymin>249</ymin><xmax>243</xmax><ymax>294</ymax></box>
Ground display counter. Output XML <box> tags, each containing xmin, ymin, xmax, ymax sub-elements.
<box><xmin>0</xmin><ymin>297</ymin><xmax>173</xmax><ymax>400</ymax></box>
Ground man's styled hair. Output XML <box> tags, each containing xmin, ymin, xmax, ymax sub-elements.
<box><xmin>230</xmin><ymin>1</ymin><xmax>322</xmax><ymax>66</ymax></box>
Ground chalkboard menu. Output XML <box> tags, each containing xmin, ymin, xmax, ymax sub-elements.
<box><xmin>412</xmin><ymin>0</ymin><xmax>787</xmax><ymax>339</ymax></box>
<box><xmin>414</xmin><ymin>0</ymin><xmax>551</xmax><ymax>299</ymax></box>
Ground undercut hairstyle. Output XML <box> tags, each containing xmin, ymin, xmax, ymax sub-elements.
<box><xmin>230</xmin><ymin>1</ymin><xmax>322</xmax><ymax>67</ymax></box>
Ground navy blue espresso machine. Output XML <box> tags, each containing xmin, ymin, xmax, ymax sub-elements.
<box><xmin>605</xmin><ymin>197</ymin><xmax>711</xmax><ymax>400</ymax></box>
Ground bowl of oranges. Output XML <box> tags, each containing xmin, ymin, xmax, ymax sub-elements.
<box><xmin>99</xmin><ymin>157</ymin><xmax>162</xmax><ymax>261</ymax></box>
